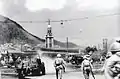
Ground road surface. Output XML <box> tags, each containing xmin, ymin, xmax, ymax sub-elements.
<box><xmin>26</xmin><ymin>68</ymin><xmax>105</xmax><ymax>79</ymax></box>
<box><xmin>1</xmin><ymin>61</ymin><xmax>105</xmax><ymax>79</ymax></box>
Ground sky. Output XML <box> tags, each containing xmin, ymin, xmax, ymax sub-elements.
<box><xmin>0</xmin><ymin>0</ymin><xmax>119</xmax><ymax>47</ymax></box>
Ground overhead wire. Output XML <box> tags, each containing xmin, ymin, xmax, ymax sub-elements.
<box><xmin>0</xmin><ymin>12</ymin><xmax>119</xmax><ymax>24</ymax></box>
<box><xmin>19</xmin><ymin>12</ymin><xmax>120</xmax><ymax>23</ymax></box>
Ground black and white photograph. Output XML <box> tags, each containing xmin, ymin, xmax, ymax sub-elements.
<box><xmin>0</xmin><ymin>0</ymin><xmax>119</xmax><ymax>79</ymax></box>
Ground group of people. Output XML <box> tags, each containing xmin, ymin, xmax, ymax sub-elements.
<box><xmin>0</xmin><ymin>53</ymin><xmax>22</xmax><ymax>68</ymax></box>
<box><xmin>53</xmin><ymin>38</ymin><xmax>120</xmax><ymax>79</ymax></box>
<box><xmin>1</xmin><ymin>39</ymin><xmax>120</xmax><ymax>79</ymax></box>
<box><xmin>54</xmin><ymin>53</ymin><xmax>94</xmax><ymax>79</ymax></box>
<box><xmin>81</xmin><ymin>38</ymin><xmax>120</xmax><ymax>79</ymax></box>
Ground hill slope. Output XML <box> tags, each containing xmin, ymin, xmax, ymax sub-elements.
<box><xmin>0</xmin><ymin>15</ymin><xmax>78</xmax><ymax>48</ymax></box>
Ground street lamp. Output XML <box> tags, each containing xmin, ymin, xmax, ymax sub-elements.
<box><xmin>79</xmin><ymin>29</ymin><xmax>83</xmax><ymax>53</ymax></box>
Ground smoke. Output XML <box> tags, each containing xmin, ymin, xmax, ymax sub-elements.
<box><xmin>36</xmin><ymin>50</ymin><xmax>79</xmax><ymax>74</ymax></box>
<box><xmin>36</xmin><ymin>50</ymin><xmax>56</xmax><ymax>73</ymax></box>
<box><xmin>41</xmin><ymin>56</ymin><xmax>56</xmax><ymax>74</ymax></box>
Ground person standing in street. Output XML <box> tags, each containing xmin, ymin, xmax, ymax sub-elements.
<box><xmin>21</xmin><ymin>56</ymin><xmax>30</xmax><ymax>76</ymax></box>
<box><xmin>54</xmin><ymin>54</ymin><xmax>65</xmax><ymax>79</ymax></box>
<box><xmin>81</xmin><ymin>55</ymin><xmax>95</xmax><ymax>79</ymax></box>
<box><xmin>101</xmin><ymin>51</ymin><xmax>112</xmax><ymax>73</ymax></box>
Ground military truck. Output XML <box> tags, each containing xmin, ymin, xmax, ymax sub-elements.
<box><xmin>65</xmin><ymin>53</ymin><xmax>84</xmax><ymax>65</ymax></box>
<box><xmin>16</xmin><ymin>51</ymin><xmax>46</xmax><ymax>79</ymax></box>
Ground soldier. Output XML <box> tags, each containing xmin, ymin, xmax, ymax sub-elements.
<box><xmin>101</xmin><ymin>51</ymin><xmax>112</xmax><ymax>72</ymax></box>
<box><xmin>54</xmin><ymin>54</ymin><xmax>65</xmax><ymax>79</ymax></box>
<box><xmin>36</xmin><ymin>55</ymin><xmax>42</xmax><ymax>74</ymax></box>
<box><xmin>15</xmin><ymin>56</ymin><xmax>22</xmax><ymax>68</ymax></box>
<box><xmin>104</xmin><ymin>42</ymin><xmax>120</xmax><ymax>79</ymax></box>
<box><xmin>81</xmin><ymin>55</ymin><xmax>95</xmax><ymax>79</ymax></box>
<box><xmin>21</xmin><ymin>56</ymin><xmax>30</xmax><ymax>76</ymax></box>
<box><xmin>36</xmin><ymin>55</ymin><xmax>41</xmax><ymax>65</ymax></box>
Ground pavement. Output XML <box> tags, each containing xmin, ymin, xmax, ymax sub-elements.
<box><xmin>0</xmin><ymin>63</ymin><xmax>105</xmax><ymax>79</ymax></box>
<box><xmin>25</xmin><ymin>67</ymin><xmax>105</xmax><ymax>79</ymax></box>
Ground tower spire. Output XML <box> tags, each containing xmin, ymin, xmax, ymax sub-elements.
<box><xmin>45</xmin><ymin>19</ymin><xmax>54</xmax><ymax>48</ymax></box>
<box><xmin>48</xmin><ymin>19</ymin><xmax>50</xmax><ymax>25</ymax></box>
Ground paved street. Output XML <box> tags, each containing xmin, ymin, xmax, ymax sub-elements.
<box><xmin>26</xmin><ymin>68</ymin><xmax>105</xmax><ymax>79</ymax></box>
<box><xmin>1</xmin><ymin>59</ymin><xmax>105</xmax><ymax>79</ymax></box>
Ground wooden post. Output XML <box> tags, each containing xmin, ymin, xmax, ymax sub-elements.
<box><xmin>66</xmin><ymin>37</ymin><xmax>68</xmax><ymax>53</ymax></box>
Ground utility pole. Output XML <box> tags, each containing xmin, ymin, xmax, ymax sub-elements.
<box><xmin>48</xmin><ymin>19</ymin><xmax>50</xmax><ymax>25</ymax></box>
<box><xmin>98</xmin><ymin>44</ymin><xmax>100</xmax><ymax>50</ymax></box>
<box><xmin>103</xmin><ymin>38</ymin><xmax>108</xmax><ymax>55</ymax></box>
<box><xmin>21</xmin><ymin>42</ymin><xmax>23</xmax><ymax>52</ymax></box>
<box><xmin>66</xmin><ymin>37</ymin><xmax>68</xmax><ymax>53</ymax></box>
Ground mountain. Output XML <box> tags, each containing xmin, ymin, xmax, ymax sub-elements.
<box><xmin>54</xmin><ymin>40</ymin><xmax>78</xmax><ymax>48</ymax></box>
<box><xmin>0</xmin><ymin>15</ymin><xmax>78</xmax><ymax>48</ymax></box>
